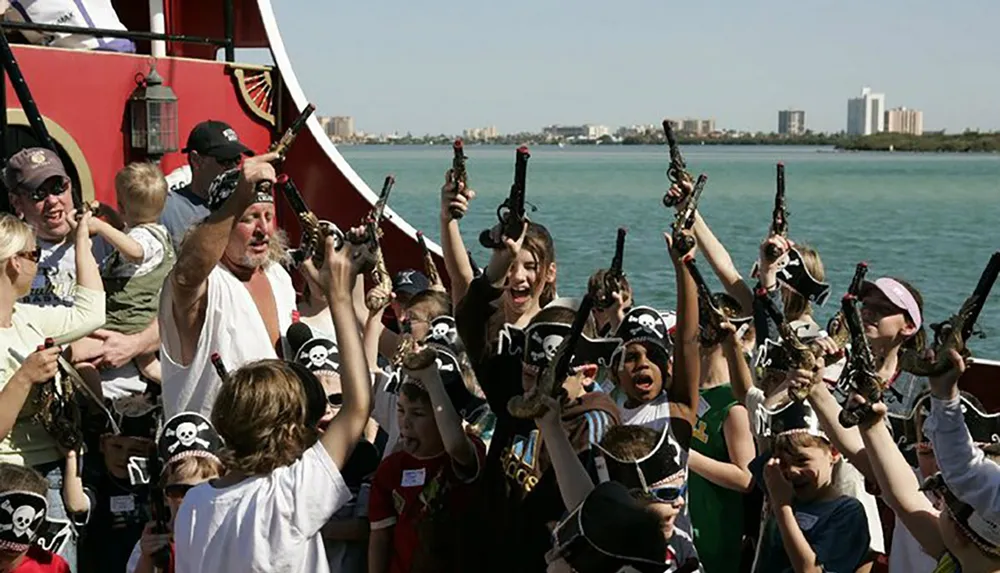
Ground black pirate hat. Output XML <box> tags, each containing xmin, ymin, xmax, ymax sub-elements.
<box><xmin>111</xmin><ymin>393</ymin><xmax>160</xmax><ymax>440</ymax></box>
<box><xmin>893</xmin><ymin>390</ymin><xmax>1000</xmax><ymax>466</ymax></box>
<box><xmin>158</xmin><ymin>412</ymin><xmax>225</xmax><ymax>466</ymax></box>
<box><xmin>294</xmin><ymin>336</ymin><xmax>340</xmax><ymax>375</ymax></box>
<box><xmin>752</xmin><ymin>247</ymin><xmax>831</xmax><ymax>305</ymax></box>
<box><xmin>923</xmin><ymin>473</ymin><xmax>1000</xmax><ymax>556</ymax></box>
<box><xmin>424</xmin><ymin>316</ymin><xmax>459</xmax><ymax>347</ymax></box>
<box><xmin>595</xmin><ymin>420</ymin><xmax>692</xmax><ymax>491</ymax></box>
<box><xmin>549</xmin><ymin>481</ymin><xmax>669</xmax><ymax>573</ymax></box>
<box><xmin>498</xmin><ymin>322</ymin><xmax>621</xmax><ymax>372</ymax></box>
<box><xmin>399</xmin><ymin>343</ymin><xmax>488</xmax><ymax>424</ymax></box>
<box><xmin>0</xmin><ymin>491</ymin><xmax>47</xmax><ymax>552</ymax></box>
<box><xmin>756</xmin><ymin>399</ymin><xmax>827</xmax><ymax>441</ymax></box>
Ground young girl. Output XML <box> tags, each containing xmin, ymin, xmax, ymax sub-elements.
<box><xmin>173</xmin><ymin>234</ymin><xmax>372</xmax><ymax>573</ymax></box>
<box><xmin>367</xmin><ymin>347</ymin><xmax>486</xmax><ymax>573</ymax></box>
<box><xmin>126</xmin><ymin>412</ymin><xmax>225</xmax><ymax>573</ymax></box>
<box><xmin>0</xmin><ymin>464</ymin><xmax>69</xmax><ymax>572</ymax></box>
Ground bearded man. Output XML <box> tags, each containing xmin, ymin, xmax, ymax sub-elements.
<box><xmin>158</xmin><ymin>152</ymin><xmax>297</xmax><ymax>416</ymax></box>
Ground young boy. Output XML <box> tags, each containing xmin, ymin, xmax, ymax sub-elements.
<box><xmin>76</xmin><ymin>394</ymin><xmax>159</xmax><ymax>573</ymax></box>
<box><xmin>173</xmin><ymin>235</ymin><xmax>372</xmax><ymax>573</ymax></box>
<box><xmin>609</xmin><ymin>305</ymin><xmax>677</xmax><ymax>430</ymax></box>
<box><xmin>69</xmin><ymin>162</ymin><xmax>175</xmax><ymax>395</ymax></box>
<box><xmin>126</xmin><ymin>411</ymin><xmax>226</xmax><ymax>573</ymax></box>
<box><xmin>0</xmin><ymin>464</ymin><xmax>70</xmax><ymax>572</ymax></box>
<box><xmin>367</xmin><ymin>343</ymin><xmax>487</xmax><ymax>573</ymax></box>
<box><xmin>752</xmin><ymin>400</ymin><xmax>871</xmax><ymax>573</ymax></box>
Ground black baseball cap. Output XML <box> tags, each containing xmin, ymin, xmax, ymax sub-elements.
<box><xmin>392</xmin><ymin>269</ymin><xmax>431</xmax><ymax>297</ymax></box>
<box><xmin>182</xmin><ymin>120</ymin><xmax>254</xmax><ymax>160</ymax></box>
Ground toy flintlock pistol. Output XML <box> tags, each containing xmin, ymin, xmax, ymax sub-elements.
<box><xmin>356</xmin><ymin>176</ymin><xmax>396</xmax><ymax>311</ymax></box>
<box><xmin>479</xmin><ymin>146</ymin><xmax>532</xmax><ymax>249</ymax></box>
<box><xmin>900</xmin><ymin>251</ymin><xmax>1000</xmax><ymax>377</ymax></box>
<box><xmin>765</xmin><ymin>163</ymin><xmax>788</xmax><ymax>263</ymax></box>
<box><xmin>416</xmin><ymin>231</ymin><xmax>443</xmax><ymax>289</ymax></box>
<box><xmin>837</xmin><ymin>291</ymin><xmax>883</xmax><ymax>428</ymax></box>
<box><xmin>449</xmin><ymin>139</ymin><xmax>468</xmax><ymax>220</ymax></box>
<box><xmin>256</xmin><ymin>103</ymin><xmax>315</xmax><ymax>194</ymax></box>
<box><xmin>661</xmin><ymin>119</ymin><xmax>693</xmax><ymax>208</ymax></box>
<box><xmin>591</xmin><ymin>228</ymin><xmax>627</xmax><ymax>311</ymax></box>
<box><xmin>824</xmin><ymin>262</ymin><xmax>869</xmax><ymax>356</ymax></box>
<box><xmin>509</xmin><ymin>295</ymin><xmax>595</xmax><ymax>419</ymax></box>
<box><xmin>670</xmin><ymin>174</ymin><xmax>708</xmax><ymax>256</ymax></box>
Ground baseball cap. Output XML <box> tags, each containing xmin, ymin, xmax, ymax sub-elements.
<box><xmin>861</xmin><ymin>277</ymin><xmax>922</xmax><ymax>330</ymax></box>
<box><xmin>182</xmin><ymin>120</ymin><xmax>254</xmax><ymax>160</ymax></box>
<box><xmin>3</xmin><ymin>148</ymin><xmax>69</xmax><ymax>195</ymax></box>
<box><xmin>392</xmin><ymin>269</ymin><xmax>431</xmax><ymax>297</ymax></box>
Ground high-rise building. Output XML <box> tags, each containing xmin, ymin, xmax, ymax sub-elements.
<box><xmin>330</xmin><ymin>116</ymin><xmax>355</xmax><ymax>139</ymax></box>
<box><xmin>846</xmin><ymin>87</ymin><xmax>886</xmax><ymax>135</ymax></box>
<box><xmin>672</xmin><ymin>119</ymin><xmax>715</xmax><ymax>136</ymax></box>
<box><xmin>778</xmin><ymin>110</ymin><xmax>806</xmax><ymax>135</ymax></box>
<box><xmin>884</xmin><ymin>107</ymin><xmax>923</xmax><ymax>135</ymax></box>
<box><xmin>463</xmin><ymin>126</ymin><xmax>499</xmax><ymax>141</ymax></box>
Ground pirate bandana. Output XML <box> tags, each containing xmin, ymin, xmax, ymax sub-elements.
<box><xmin>757</xmin><ymin>399</ymin><xmax>827</xmax><ymax>441</ymax></box>
<box><xmin>158</xmin><ymin>412</ymin><xmax>224</xmax><ymax>466</ymax></box>
<box><xmin>595</xmin><ymin>420</ymin><xmax>692</xmax><ymax>491</ymax></box>
<box><xmin>399</xmin><ymin>344</ymin><xmax>488</xmax><ymax>423</ymax></box>
<box><xmin>923</xmin><ymin>473</ymin><xmax>1000</xmax><ymax>556</ymax></box>
<box><xmin>549</xmin><ymin>481</ymin><xmax>670</xmax><ymax>573</ymax></box>
<box><xmin>0</xmin><ymin>491</ymin><xmax>47</xmax><ymax>552</ymax></box>
<box><xmin>295</xmin><ymin>336</ymin><xmax>340</xmax><ymax>375</ymax></box>
<box><xmin>207</xmin><ymin>167</ymin><xmax>274</xmax><ymax>212</ymax></box>
<box><xmin>751</xmin><ymin>247</ymin><xmax>831</xmax><ymax>305</ymax></box>
<box><xmin>498</xmin><ymin>321</ymin><xmax>621</xmax><ymax>371</ymax></box>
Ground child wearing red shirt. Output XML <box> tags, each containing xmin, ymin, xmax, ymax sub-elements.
<box><xmin>367</xmin><ymin>343</ymin><xmax>486</xmax><ymax>573</ymax></box>
<box><xmin>0</xmin><ymin>464</ymin><xmax>70</xmax><ymax>573</ymax></box>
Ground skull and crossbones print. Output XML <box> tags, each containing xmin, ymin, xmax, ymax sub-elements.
<box><xmin>165</xmin><ymin>421</ymin><xmax>211</xmax><ymax>454</ymax></box>
<box><xmin>527</xmin><ymin>329</ymin><xmax>565</xmax><ymax>364</ymax></box>
<box><xmin>0</xmin><ymin>497</ymin><xmax>44</xmax><ymax>541</ymax></box>
<box><xmin>297</xmin><ymin>339</ymin><xmax>339</xmax><ymax>373</ymax></box>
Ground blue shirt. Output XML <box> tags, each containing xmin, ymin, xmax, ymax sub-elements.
<box><xmin>159</xmin><ymin>184</ymin><xmax>209</xmax><ymax>252</ymax></box>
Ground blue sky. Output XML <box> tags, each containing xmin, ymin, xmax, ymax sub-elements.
<box><xmin>264</xmin><ymin>0</ymin><xmax>1000</xmax><ymax>135</ymax></box>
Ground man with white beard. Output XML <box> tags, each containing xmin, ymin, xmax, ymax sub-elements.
<box><xmin>158</xmin><ymin>152</ymin><xmax>298</xmax><ymax>417</ymax></box>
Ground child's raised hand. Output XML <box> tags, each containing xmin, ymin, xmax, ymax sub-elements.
<box><xmin>763</xmin><ymin>458</ymin><xmax>794</xmax><ymax>507</ymax></box>
<box><xmin>139</xmin><ymin>522</ymin><xmax>171</xmax><ymax>557</ymax></box>
<box><xmin>929</xmin><ymin>348</ymin><xmax>966</xmax><ymax>400</ymax></box>
<box><xmin>534</xmin><ymin>394</ymin><xmax>563</xmax><ymax>430</ymax></box>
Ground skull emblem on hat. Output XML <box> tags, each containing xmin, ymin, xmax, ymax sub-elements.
<box><xmin>0</xmin><ymin>492</ymin><xmax>47</xmax><ymax>547</ymax></box>
<box><xmin>158</xmin><ymin>412</ymin><xmax>224</xmax><ymax>464</ymax></box>
<box><xmin>295</xmin><ymin>338</ymin><xmax>340</xmax><ymax>374</ymax></box>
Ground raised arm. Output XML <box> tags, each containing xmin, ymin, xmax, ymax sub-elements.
<box><xmin>168</xmin><ymin>154</ymin><xmax>278</xmax><ymax>341</ymax></box>
<box><xmin>688</xmin><ymin>404</ymin><xmax>754</xmax><ymax>493</ymax></box>
<box><xmin>317</xmin><ymin>236</ymin><xmax>374</xmax><ymax>469</ymax></box>
<box><xmin>801</xmin><ymin>376</ymin><xmax>873</xmax><ymax>482</ymax></box>
<box><xmin>858</xmin><ymin>401</ymin><xmax>945</xmax><ymax>558</ymax></box>
<box><xmin>666</xmin><ymin>232</ymin><xmax>700</xmax><ymax>424</ymax></box>
<box><xmin>440</xmin><ymin>170</ymin><xmax>475</xmax><ymax>307</ymax></box>
<box><xmin>722</xmin><ymin>328</ymin><xmax>755</xmax><ymax>404</ymax></box>
<box><xmin>537</xmin><ymin>397</ymin><xmax>595</xmax><ymax>511</ymax></box>
<box><xmin>412</xmin><ymin>360</ymin><xmax>478</xmax><ymax>472</ymax></box>
<box><xmin>90</xmin><ymin>218</ymin><xmax>144</xmax><ymax>263</ymax></box>
<box><xmin>691</xmin><ymin>212</ymin><xmax>753</xmax><ymax>314</ymax></box>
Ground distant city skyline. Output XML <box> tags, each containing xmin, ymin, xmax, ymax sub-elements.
<box><xmin>267</xmin><ymin>1</ymin><xmax>1000</xmax><ymax>135</ymax></box>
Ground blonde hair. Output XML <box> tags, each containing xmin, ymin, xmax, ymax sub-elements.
<box><xmin>211</xmin><ymin>360</ymin><xmax>316</xmax><ymax>475</ymax></box>
<box><xmin>114</xmin><ymin>162</ymin><xmax>167</xmax><ymax>223</ymax></box>
<box><xmin>161</xmin><ymin>455</ymin><xmax>224</xmax><ymax>487</ymax></box>
<box><xmin>0</xmin><ymin>214</ymin><xmax>34</xmax><ymax>262</ymax></box>
<box><xmin>782</xmin><ymin>244</ymin><xmax>824</xmax><ymax>321</ymax></box>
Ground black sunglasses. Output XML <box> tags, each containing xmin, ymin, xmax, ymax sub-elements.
<box><xmin>23</xmin><ymin>178</ymin><xmax>69</xmax><ymax>202</ymax></box>
<box><xmin>164</xmin><ymin>483</ymin><xmax>195</xmax><ymax>499</ymax></box>
<box><xmin>16</xmin><ymin>247</ymin><xmax>41</xmax><ymax>263</ymax></box>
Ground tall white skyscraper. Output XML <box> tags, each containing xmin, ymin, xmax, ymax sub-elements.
<box><xmin>846</xmin><ymin>87</ymin><xmax>886</xmax><ymax>135</ymax></box>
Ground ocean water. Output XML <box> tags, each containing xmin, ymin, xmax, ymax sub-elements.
<box><xmin>339</xmin><ymin>144</ymin><xmax>1000</xmax><ymax>357</ymax></box>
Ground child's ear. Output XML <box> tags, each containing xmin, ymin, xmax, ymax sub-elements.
<box><xmin>828</xmin><ymin>444</ymin><xmax>842</xmax><ymax>464</ymax></box>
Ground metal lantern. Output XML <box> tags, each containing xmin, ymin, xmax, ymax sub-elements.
<box><xmin>128</xmin><ymin>62</ymin><xmax>178</xmax><ymax>158</ymax></box>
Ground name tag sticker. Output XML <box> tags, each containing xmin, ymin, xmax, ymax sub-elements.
<box><xmin>109</xmin><ymin>495</ymin><xmax>136</xmax><ymax>514</ymax></box>
<box><xmin>696</xmin><ymin>396</ymin><xmax>711</xmax><ymax>419</ymax></box>
<box><xmin>401</xmin><ymin>468</ymin><xmax>426</xmax><ymax>487</ymax></box>
<box><xmin>795</xmin><ymin>511</ymin><xmax>819</xmax><ymax>531</ymax></box>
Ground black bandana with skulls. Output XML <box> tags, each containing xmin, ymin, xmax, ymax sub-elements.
<box><xmin>206</xmin><ymin>167</ymin><xmax>273</xmax><ymax>212</ymax></box>
<box><xmin>158</xmin><ymin>412</ymin><xmax>225</xmax><ymax>465</ymax></box>
<box><xmin>0</xmin><ymin>491</ymin><xmax>47</xmax><ymax>551</ymax></box>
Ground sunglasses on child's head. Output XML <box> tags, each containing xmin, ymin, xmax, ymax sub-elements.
<box><xmin>164</xmin><ymin>483</ymin><xmax>195</xmax><ymax>500</ymax></box>
<box><xmin>631</xmin><ymin>483</ymin><xmax>687</xmax><ymax>504</ymax></box>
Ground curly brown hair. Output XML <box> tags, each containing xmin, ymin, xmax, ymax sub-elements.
<box><xmin>211</xmin><ymin>360</ymin><xmax>318</xmax><ymax>476</ymax></box>
<box><xmin>0</xmin><ymin>463</ymin><xmax>47</xmax><ymax>496</ymax></box>
<box><xmin>599</xmin><ymin>425</ymin><xmax>661</xmax><ymax>461</ymax></box>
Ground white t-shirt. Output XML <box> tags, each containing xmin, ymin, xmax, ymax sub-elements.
<box><xmin>159</xmin><ymin>263</ymin><xmax>296</xmax><ymax>417</ymax></box>
<box><xmin>371</xmin><ymin>371</ymin><xmax>399</xmax><ymax>459</ymax></box>
<box><xmin>7</xmin><ymin>0</ymin><xmax>135</xmax><ymax>51</ymax></box>
<box><xmin>174</xmin><ymin>442</ymin><xmax>352</xmax><ymax>573</ymax></box>
<box><xmin>23</xmin><ymin>237</ymin><xmax>110</xmax><ymax>308</ymax></box>
<box><xmin>615</xmin><ymin>391</ymin><xmax>672</xmax><ymax>431</ymax></box>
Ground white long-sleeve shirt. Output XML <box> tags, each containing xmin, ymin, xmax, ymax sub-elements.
<box><xmin>924</xmin><ymin>395</ymin><xmax>1000</xmax><ymax>522</ymax></box>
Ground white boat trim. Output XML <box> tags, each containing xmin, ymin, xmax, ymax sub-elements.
<box><xmin>256</xmin><ymin>0</ymin><xmax>443</xmax><ymax>257</ymax></box>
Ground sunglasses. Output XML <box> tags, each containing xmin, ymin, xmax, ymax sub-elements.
<box><xmin>23</xmin><ymin>178</ymin><xmax>70</xmax><ymax>202</ymax></box>
<box><xmin>632</xmin><ymin>483</ymin><xmax>687</xmax><ymax>504</ymax></box>
<box><xmin>16</xmin><ymin>247</ymin><xmax>41</xmax><ymax>263</ymax></box>
<box><xmin>164</xmin><ymin>483</ymin><xmax>195</xmax><ymax>500</ymax></box>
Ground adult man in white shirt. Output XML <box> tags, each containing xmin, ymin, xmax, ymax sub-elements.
<box><xmin>159</xmin><ymin>151</ymin><xmax>298</xmax><ymax>417</ymax></box>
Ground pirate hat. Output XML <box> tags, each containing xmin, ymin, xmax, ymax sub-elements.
<box><xmin>400</xmin><ymin>344</ymin><xmax>488</xmax><ymax>423</ymax></box>
<box><xmin>752</xmin><ymin>247</ymin><xmax>831</xmax><ymax>306</ymax></box>
<box><xmin>499</xmin><ymin>320</ymin><xmax>621</xmax><ymax>371</ymax></box>
<box><xmin>922</xmin><ymin>472</ymin><xmax>1000</xmax><ymax>556</ymax></box>
<box><xmin>549</xmin><ymin>481</ymin><xmax>669</xmax><ymax>573</ymax></box>
<box><xmin>0</xmin><ymin>491</ymin><xmax>47</xmax><ymax>552</ymax></box>
<box><xmin>158</xmin><ymin>412</ymin><xmax>224</xmax><ymax>466</ymax></box>
<box><xmin>111</xmin><ymin>393</ymin><xmax>160</xmax><ymax>440</ymax></box>
<box><xmin>756</xmin><ymin>399</ymin><xmax>827</xmax><ymax>441</ymax></box>
<box><xmin>698</xmin><ymin>292</ymin><xmax>752</xmax><ymax>342</ymax></box>
<box><xmin>424</xmin><ymin>316</ymin><xmax>459</xmax><ymax>348</ymax></box>
<box><xmin>595</xmin><ymin>420</ymin><xmax>692</xmax><ymax>491</ymax></box>
<box><xmin>295</xmin><ymin>336</ymin><xmax>340</xmax><ymax>375</ymax></box>
<box><xmin>895</xmin><ymin>391</ymin><xmax>1000</xmax><ymax>460</ymax></box>
<box><xmin>611</xmin><ymin>306</ymin><xmax>674</xmax><ymax>365</ymax></box>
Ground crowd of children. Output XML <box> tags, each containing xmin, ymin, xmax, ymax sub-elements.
<box><xmin>0</xmin><ymin>119</ymin><xmax>998</xmax><ymax>573</ymax></box>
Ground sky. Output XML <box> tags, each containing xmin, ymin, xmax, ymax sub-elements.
<box><xmin>260</xmin><ymin>0</ymin><xmax>1000</xmax><ymax>136</ymax></box>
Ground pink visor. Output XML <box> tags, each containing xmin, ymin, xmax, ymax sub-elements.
<box><xmin>863</xmin><ymin>278</ymin><xmax>922</xmax><ymax>330</ymax></box>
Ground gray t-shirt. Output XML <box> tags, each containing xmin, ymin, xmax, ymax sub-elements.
<box><xmin>159</xmin><ymin>184</ymin><xmax>209</xmax><ymax>252</ymax></box>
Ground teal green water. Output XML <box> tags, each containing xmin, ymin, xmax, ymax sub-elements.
<box><xmin>339</xmin><ymin>145</ymin><xmax>1000</xmax><ymax>357</ymax></box>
